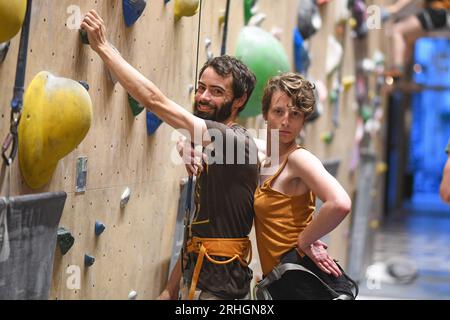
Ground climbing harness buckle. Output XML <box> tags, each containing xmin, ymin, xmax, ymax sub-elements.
<box><xmin>2</xmin><ymin>112</ymin><xmax>20</xmax><ymax>166</ymax></box>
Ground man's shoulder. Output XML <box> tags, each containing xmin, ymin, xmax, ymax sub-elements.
<box><xmin>205</xmin><ymin>121</ymin><xmax>254</xmax><ymax>138</ymax></box>
<box><xmin>230</xmin><ymin>123</ymin><xmax>251</xmax><ymax>136</ymax></box>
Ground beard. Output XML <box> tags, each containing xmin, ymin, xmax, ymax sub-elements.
<box><xmin>193</xmin><ymin>99</ymin><xmax>234</xmax><ymax>123</ymax></box>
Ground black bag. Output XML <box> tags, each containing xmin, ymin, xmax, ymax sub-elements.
<box><xmin>254</xmin><ymin>248</ymin><xmax>358</xmax><ymax>300</ymax></box>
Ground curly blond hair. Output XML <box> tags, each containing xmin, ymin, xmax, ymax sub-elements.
<box><xmin>262</xmin><ymin>72</ymin><xmax>316</xmax><ymax>119</ymax></box>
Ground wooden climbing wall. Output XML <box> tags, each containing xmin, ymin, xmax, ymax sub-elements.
<box><xmin>1</xmin><ymin>0</ymin><xmax>199</xmax><ymax>300</ymax></box>
<box><xmin>0</xmin><ymin>0</ymin><xmax>303</xmax><ymax>299</ymax></box>
<box><xmin>304</xmin><ymin>0</ymin><xmax>358</xmax><ymax>267</ymax></box>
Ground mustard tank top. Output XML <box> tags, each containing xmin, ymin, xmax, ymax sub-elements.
<box><xmin>254</xmin><ymin>146</ymin><xmax>315</xmax><ymax>275</ymax></box>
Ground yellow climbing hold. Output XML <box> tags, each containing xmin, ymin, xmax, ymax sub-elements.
<box><xmin>0</xmin><ymin>0</ymin><xmax>27</xmax><ymax>43</ymax></box>
<box><xmin>348</xmin><ymin>17</ymin><xmax>357</xmax><ymax>28</ymax></box>
<box><xmin>376</xmin><ymin>161</ymin><xmax>388</xmax><ymax>174</ymax></box>
<box><xmin>342</xmin><ymin>75</ymin><xmax>355</xmax><ymax>91</ymax></box>
<box><xmin>19</xmin><ymin>71</ymin><xmax>93</xmax><ymax>189</ymax></box>
<box><xmin>369</xmin><ymin>219</ymin><xmax>380</xmax><ymax>230</ymax></box>
<box><xmin>218</xmin><ymin>9</ymin><xmax>225</xmax><ymax>27</ymax></box>
<box><xmin>174</xmin><ymin>0</ymin><xmax>199</xmax><ymax>20</ymax></box>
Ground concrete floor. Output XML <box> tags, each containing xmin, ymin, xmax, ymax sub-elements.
<box><xmin>358</xmin><ymin>202</ymin><xmax>450</xmax><ymax>300</ymax></box>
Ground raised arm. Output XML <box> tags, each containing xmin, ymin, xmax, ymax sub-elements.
<box><xmin>81</xmin><ymin>10</ymin><xmax>207</xmax><ymax>145</ymax></box>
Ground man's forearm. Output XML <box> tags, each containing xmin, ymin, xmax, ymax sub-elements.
<box><xmin>95</xmin><ymin>44</ymin><xmax>207</xmax><ymax>145</ymax></box>
<box><xmin>97</xmin><ymin>44</ymin><xmax>165</xmax><ymax>111</ymax></box>
<box><xmin>80</xmin><ymin>9</ymin><xmax>207</xmax><ymax>139</ymax></box>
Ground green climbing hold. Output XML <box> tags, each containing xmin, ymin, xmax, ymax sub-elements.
<box><xmin>235</xmin><ymin>26</ymin><xmax>290</xmax><ymax>118</ymax></box>
<box><xmin>79</xmin><ymin>29</ymin><xmax>89</xmax><ymax>45</ymax></box>
<box><xmin>328</xmin><ymin>89</ymin><xmax>338</xmax><ymax>104</ymax></box>
<box><xmin>127</xmin><ymin>94</ymin><xmax>145</xmax><ymax>116</ymax></box>
<box><xmin>321</xmin><ymin>131</ymin><xmax>334</xmax><ymax>144</ymax></box>
<box><xmin>360</xmin><ymin>105</ymin><xmax>373</xmax><ymax>122</ymax></box>
<box><xmin>57</xmin><ymin>227</ymin><xmax>75</xmax><ymax>255</ymax></box>
<box><xmin>244</xmin><ymin>0</ymin><xmax>257</xmax><ymax>25</ymax></box>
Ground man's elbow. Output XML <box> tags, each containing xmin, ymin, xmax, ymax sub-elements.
<box><xmin>142</xmin><ymin>90</ymin><xmax>162</xmax><ymax>109</ymax></box>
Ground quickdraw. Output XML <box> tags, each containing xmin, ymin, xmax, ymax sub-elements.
<box><xmin>220</xmin><ymin>0</ymin><xmax>231</xmax><ymax>56</ymax></box>
<box><xmin>2</xmin><ymin>0</ymin><xmax>32</xmax><ymax>167</ymax></box>
<box><xmin>181</xmin><ymin>0</ymin><xmax>203</xmax><ymax>276</ymax></box>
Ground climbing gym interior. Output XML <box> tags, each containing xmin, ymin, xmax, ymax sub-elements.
<box><xmin>1</xmin><ymin>0</ymin><xmax>449</xmax><ymax>301</ymax></box>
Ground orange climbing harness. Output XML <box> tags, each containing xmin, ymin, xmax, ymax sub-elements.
<box><xmin>180</xmin><ymin>0</ymin><xmax>251</xmax><ymax>301</ymax></box>
<box><xmin>428</xmin><ymin>0</ymin><xmax>450</xmax><ymax>10</ymax></box>
<box><xmin>186</xmin><ymin>236</ymin><xmax>252</xmax><ymax>300</ymax></box>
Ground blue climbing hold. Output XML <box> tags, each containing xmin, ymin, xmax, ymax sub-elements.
<box><xmin>85</xmin><ymin>254</ymin><xmax>95</xmax><ymax>267</ymax></box>
<box><xmin>146</xmin><ymin>111</ymin><xmax>163</xmax><ymax>135</ymax></box>
<box><xmin>123</xmin><ymin>0</ymin><xmax>147</xmax><ymax>27</ymax></box>
<box><xmin>95</xmin><ymin>220</ymin><xmax>106</xmax><ymax>236</ymax></box>
<box><xmin>78</xmin><ymin>80</ymin><xmax>90</xmax><ymax>91</ymax></box>
<box><xmin>293</xmin><ymin>27</ymin><xmax>310</xmax><ymax>75</ymax></box>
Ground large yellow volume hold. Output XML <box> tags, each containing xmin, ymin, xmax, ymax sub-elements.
<box><xmin>0</xmin><ymin>0</ymin><xmax>27</xmax><ymax>43</ymax></box>
<box><xmin>19</xmin><ymin>71</ymin><xmax>93</xmax><ymax>189</ymax></box>
<box><xmin>174</xmin><ymin>0</ymin><xmax>199</xmax><ymax>20</ymax></box>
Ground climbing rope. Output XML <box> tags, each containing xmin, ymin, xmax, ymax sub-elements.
<box><xmin>182</xmin><ymin>0</ymin><xmax>203</xmax><ymax>276</ymax></box>
<box><xmin>193</xmin><ymin>0</ymin><xmax>203</xmax><ymax>93</ymax></box>
<box><xmin>221</xmin><ymin>0</ymin><xmax>231</xmax><ymax>56</ymax></box>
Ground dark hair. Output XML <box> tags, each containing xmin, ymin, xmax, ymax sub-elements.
<box><xmin>262</xmin><ymin>72</ymin><xmax>315</xmax><ymax>118</ymax></box>
<box><xmin>199</xmin><ymin>55</ymin><xmax>256</xmax><ymax>113</ymax></box>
